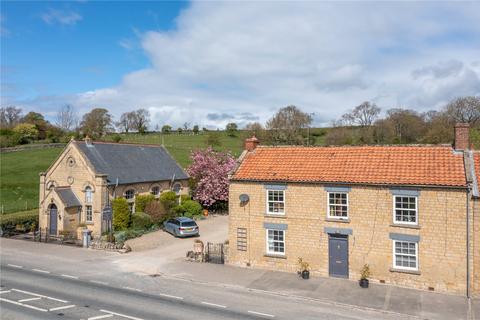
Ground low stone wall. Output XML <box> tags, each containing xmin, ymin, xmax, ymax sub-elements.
<box><xmin>1</xmin><ymin>143</ymin><xmax>66</xmax><ymax>153</ymax></box>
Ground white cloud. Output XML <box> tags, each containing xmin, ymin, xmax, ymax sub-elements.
<box><xmin>41</xmin><ymin>9</ymin><xmax>82</xmax><ymax>26</ymax></box>
<box><xmin>11</xmin><ymin>2</ymin><xmax>480</xmax><ymax>128</ymax></box>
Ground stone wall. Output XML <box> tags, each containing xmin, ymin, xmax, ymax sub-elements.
<box><xmin>228</xmin><ymin>181</ymin><xmax>471</xmax><ymax>295</ymax></box>
<box><xmin>474</xmin><ymin>199</ymin><xmax>480</xmax><ymax>296</ymax></box>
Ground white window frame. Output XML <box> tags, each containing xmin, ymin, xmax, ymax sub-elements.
<box><xmin>392</xmin><ymin>240</ymin><xmax>418</xmax><ymax>271</ymax></box>
<box><xmin>327</xmin><ymin>192</ymin><xmax>348</xmax><ymax>219</ymax></box>
<box><xmin>266</xmin><ymin>189</ymin><xmax>285</xmax><ymax>215</ymax></box>
<box><xmin>265</xmin><ymin>229</ymin><xmax>286</xmax><ymax>255</ymax></box>
<box><xmin>392</xmin><ymin>195</ymin><xmax>418</xmax><ymax>225</ymax></box>
<box><xmin>86</xmin><ymin>205</ymin><xmax>93</xmax><ymax>223</ymax></box>
<box><xmin>85</xmin><ymin>186</ymin><xmax>93</xmax><ymax>204</ymax></box>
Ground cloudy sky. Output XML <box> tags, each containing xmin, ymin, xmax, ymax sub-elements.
<box><xmin>2</xmin><ymin>1</ymin><xmax>480</xmax><ymax>129</ymax></box>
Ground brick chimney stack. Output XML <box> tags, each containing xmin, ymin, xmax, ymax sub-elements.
<box><xmin>454</xmin><ymin>123</ymin><xmax>470</xmax><ymax>151</ymax></box>
<box><xmin>244</xmin><ymin>136</ymin><xmax>259</xmax><ymax>152</ymax></box>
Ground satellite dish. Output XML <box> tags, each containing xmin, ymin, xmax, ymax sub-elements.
<box><xmin>239</xmin><ymin>194</ymin><xmax>250</xmax><ymax>203</ymax></box>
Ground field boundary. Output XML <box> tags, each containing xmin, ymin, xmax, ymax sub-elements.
<box><xmin>1</xmin><ymin>143</ymin><xmax>66</xmax><ymax>153</ymax></box>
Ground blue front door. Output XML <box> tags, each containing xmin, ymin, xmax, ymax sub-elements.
<box><xmin>49</xmin><ymin>205</ymin><xmax>57</xmax><ymax>235</ymax></box>
<box><xmin>328</xmin><ymin>234</ymin><xmax>349</xmax><ymax>278</ymax></box>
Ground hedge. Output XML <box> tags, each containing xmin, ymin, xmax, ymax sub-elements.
<box><xmin>135</xmin><ymin>194</ymin><xmax>155</xmax><ymax>213</ymax></box>
<box><xmin>0</xmin><ymin>209</ymin><xmax>38</xmax><ymax>232</ymax></box>
<box><xmin>112</xmin><ymin>198</ymin><xmax>131</xmax><ymax>231</ymax></box>
<box><xmin>131</xmin><ymin>212</ymin><xmax>153</xmax><ymax>230</ymax></box>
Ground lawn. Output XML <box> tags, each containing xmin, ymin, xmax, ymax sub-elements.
<box><xmin>0</xmin><ymin>129</ymin><xmax>327</xmax><ymax>214</ymax></box>
<box><xmin>0</xmin><ymin>148</ymin><xmax>63</xmax><ymax>214</ymax></box>
<box><xmin>103</xmin><ymin>132</ymin><xmax>246</xmax><ymax>167</ymax></box>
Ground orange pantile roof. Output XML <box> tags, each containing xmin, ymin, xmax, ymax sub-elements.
<box><xmin>473</xmin><ymin>152</ymin><xmax>480</xmax><ymax>183</ymax></box>
<box><xmin>232</xmin><ymin>145</ymin><xmax>467</xmax><ymax>187</ymax></box>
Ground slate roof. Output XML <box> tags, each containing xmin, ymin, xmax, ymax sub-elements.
<box><xmin>76</xmin><ymin>141</ymin><xmax>189</xmax><ymax>185</ymax></box>
<box><xmin>232</xmin><ymin>145</ymin><xmax>467</xmax><ymax>187</ymax></box>
<box><xmin>55</xmin><ymin>187</ymin><xmax>82</xmax><ymax>208</ymax></box>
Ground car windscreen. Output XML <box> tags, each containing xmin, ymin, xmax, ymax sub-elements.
<box><xmin>181</xmin><ymin>221</ymin><xmax>197</xmax><ymax>227</ymax></box>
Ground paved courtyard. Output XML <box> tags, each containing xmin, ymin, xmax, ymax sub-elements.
<box><xmin>114</xmin><ymin>214</ymin><xmax>229</xmax><ymax>274</ymax></box>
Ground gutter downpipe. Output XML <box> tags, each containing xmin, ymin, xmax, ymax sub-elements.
<box><xmin>467</xmin><ymin>185</ymin><xmax>471</xmax><ymax>299</ymax></box>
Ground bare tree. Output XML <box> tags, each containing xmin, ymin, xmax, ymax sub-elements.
<box><xmin>132</xmin><ymin>109</ymin><xmax>150</xmax><ymax>133</ymax></box>
<box><xmin>55</xmin><ymin>104</ymin><xmax>78</xmax><ymax>131</ymax></box>
<box><xmin>0</xmin><ymin>106</ymin><xmax>22</xmax><ymax>128</ymax></box>
<box><xmin>116</xmin><ymin>111</ymin><xmax>136</xmax><ymax>133</ymax></box>
<box><xmin>265</xmin><ymin>105</ymin><xmax>312</xmax><ymax>145</ymax></box>
<box><xmin>342</xmin><ymin>102</ymin><xmax>381</xmax><ymax>127</ymax></box>
<box><xmin>444</xmin><ymin>96</ymin><xmax>480</xmax><ymax>125</ymax></box>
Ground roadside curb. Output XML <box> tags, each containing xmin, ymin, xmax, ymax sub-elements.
<box><xmin>152</xmin><ymin>272</ymin><xmax>423</xmax><ymax>320</ymax></box>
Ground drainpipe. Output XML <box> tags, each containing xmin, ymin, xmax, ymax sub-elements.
<box><xmin>467</xmin><ymin>186</ymin><xmax>471</xmax><ymax>299</ymax></box>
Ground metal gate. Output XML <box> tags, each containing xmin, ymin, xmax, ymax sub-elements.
<box><xmin>205</xmin><ymin>242</ymin><xmax>224</xmax><ymax>264</ymax></box>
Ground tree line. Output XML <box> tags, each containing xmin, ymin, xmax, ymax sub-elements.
<box><xmin>1</xmin><ymin>95</ymin><xmax>478</xmax><ymax>148</ymax></box>
<box><xmin>240</xmin><ymin>96</ymin><xmax>480</xmax><ymax>146</ymax></box>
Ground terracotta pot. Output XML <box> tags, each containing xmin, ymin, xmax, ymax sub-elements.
<box><xmin>203</xmin><ymin>209</ymin><xmax>209</xmax><ymax>217</ymax></box>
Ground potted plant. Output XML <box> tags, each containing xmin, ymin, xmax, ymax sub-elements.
<box><xmin>359</xmin><ymin>264</ymin><xmax>371</xmax><ymax>288</ymax></box>
<box><xmin>297</xmin><ymin>258</ymin><xmax>310</xmax><ymax>280</ymax></box>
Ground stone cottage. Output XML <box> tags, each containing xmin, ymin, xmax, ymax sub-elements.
<box><xmin>228</xmin><ymin>124</ymin><xmax>479</xmax><ymax>296</ymax></box>
<box><xmin>39</xmin><ymin>138</ymin><xmax>189</xmax><ymax>238</ymax></box>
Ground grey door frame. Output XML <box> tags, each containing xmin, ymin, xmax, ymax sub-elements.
<box><xmin>49</xmin><ymin>204</ymin><xmax>58</xmax><ymax>235</ymax></box>
<box><xmin>328</xmin><ymin>233</ymin><xmax>349</xmax><ymax>278</ymax></box>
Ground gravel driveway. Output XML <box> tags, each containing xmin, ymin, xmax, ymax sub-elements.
<box><xmin>112</xmin><ymin>215</ymin><xmax>229</xmax><ymax>274</ymax></box>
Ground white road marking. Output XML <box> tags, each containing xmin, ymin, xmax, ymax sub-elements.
<box><xmin>100</xmin><ymin>309</ymin><xmax>144</xmax><ymax>320</ymax></box>
<box><xmin>201</xmin><ymin>301</ymin><xmax>227</xmax><ymax>308</ymax></box>
<box><xmin>18</xmin><ymin>297</ymin><xmax>41</xmax><ymax>302</ymax></box>
<box><xmin>158</xmin><ymin>293</ymin><xmax>183</xmax><ymax>300</ymax></box>
<box><xmin>61</xmin><ymin>274</ymin><xmax>79</xmax><ymax>279</ymax></box>
<box><xmin>123</xmin><ymin>286</ymin><xmax>142</xmax><ymax>292</ymax></box>
<box><xmin>0</xmin><ymin>290</ymin><xmax>11</xmax><ymax>294</ymax></box>
<box><xmin>49</xmin><ymin>304</ymin><xmax>75</xmax><ymax>311</ymax></box>
<box><xmin>248</xmin><ymin>310</ymin><xmax>275</xmax><ymax>318</ymax></box>
<box><xmin>11</xmin><ymin>288</ymin><xmax>68</xmax><ymax>303</ymax></box>
<box><xmin>0</xmin><ymin>297</ymin><xmax>48</xmax><ymax>312</ymax></box>
<box><xmin>88</xmin><ymin>314</ymin><xmax>114</xmax><ymax>320</ymax></box>
<box><xmin>89</xmin><ymin>280</ymin><xmax>109</xmax><ymax>285</ymax></box>
<box><xmin>32</xmin><ymin>268</ymin><xmax>50</xmax><ymax>274</ymax></box>
<box><xmin>7</xmin><ymin>264</ymin><xmax>23</xmax><ymax>269</ymax></box>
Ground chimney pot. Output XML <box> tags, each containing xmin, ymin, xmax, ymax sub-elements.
<box><xmin>244</xmin><ymin>136</ymin><xmax>259</xmax><ymax>151</ymax></box>
<box><xmin>454</xmin><ymin>123</ymin><xmax>470</xmax><ymax>151</ymax></box>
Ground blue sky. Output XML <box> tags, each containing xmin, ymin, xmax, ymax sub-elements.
<box><xmin>1</xmin><ymin>1</ymin><xmax>480</xmax><ymax>128</ymax></box>
<box><xmin>2</xmin><ymin>1</ymin><xmax>187</xmax><ymax>99</ymax></box>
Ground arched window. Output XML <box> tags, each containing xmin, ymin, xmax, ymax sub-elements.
<box><xmin>151</xmin><ymin>186</ymin><xmax>160</xmax><ymax>196</ymax></box>
<box><xmin>125</xmin><ymin>189</ymin><xmax>135</xmax><ymax>200</ymax></box>
<box><xmin>47</xmin><ymin>181</ymin><xmax>56</xmax><ymax>190</ymax></box>
<box><xmin>173</xmin><ymin>183</ymin><xmax>182</xmax><ymax>194</ymax></box>
<box><xmin>85</xmin><ymin>186</ymin><xmax>93</xmax><ymax>203</ymax></box>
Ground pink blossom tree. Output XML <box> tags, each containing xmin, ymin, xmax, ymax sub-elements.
<box><xmin>187</xmin><ymin>147</ymin><xmax>237</xmax><ymax>207</ymax></box>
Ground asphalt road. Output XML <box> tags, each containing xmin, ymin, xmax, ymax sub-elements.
<box><xmin>0</xmin><ymin>238</ymin><xmax>411</xmax><ymax>320</ymax></box>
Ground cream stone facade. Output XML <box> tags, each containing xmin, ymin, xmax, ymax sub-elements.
<box><xmin>228</xmin><ymin>182</ymin><xmax>477</xmax><ymax>295</ymax></box>
<box><xmin>228</xmin><ymin>126</ymin><xmax>480</xmax><ymax>296</ymax></box>
<box><xmin>39</xmin><ymin>139</ymin><xmax>189</xmax><ymax>238</ymax></box>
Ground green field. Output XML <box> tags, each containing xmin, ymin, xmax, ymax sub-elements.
<box><xmin>1</xmin><ymin>148</ymin><xmax>63</xmax><ymax>213</ymax></box>
<box><xmin>0</xmin><ymin>130</ymin><xmax>326</xmax><ymax>214</ymax></box>
<box><xmin>103</xmin><ymin>132</ymin><xmax>246</xmax><ymax>167</ymax></box>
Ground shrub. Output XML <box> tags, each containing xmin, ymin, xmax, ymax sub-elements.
<box><xmin>112</xmin><ymin>134</ymin><xmax>122</xmax><ymax>143</ymax></box>
<box><xmin>13</xmin><ymin>123</ymin><xmax>39</xmax><ymax>143</ymax></box>
<box><xmin>160</xmin><ymin>191</ymin><xmax>177</xmax><ymax>210</ymax></box>
<box><xmin>112</xmin><ymin>198</ymin><xmax>130</xmax><ymax>231</ymax></box>
<box><xmin>0</xmin><ymin>209</ymin><xmax>38</xmax><ymax>233</ymax></box>
<box><xmin>131</xmin><ymin>212</ymin><xmax>153</xmax><ymax>230</ymax></box>
<box><xmin>181</xmin><ymin>200</ymin><xmax>203</xmax><ymax>218</ymax></box>
<box><xmin>180</xmin><ymin>194</ymin><xmax>191</xmax><ymax>203</ymax></box>
<box><xmin>144</xmin><ymin>200</ymin><xmax>169</xmax><ymax>224</ymax></box>
<box><xmin>135</xmin><ymin>194</ymin><xmax>155</xmax><ymax>213</ymax></box>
